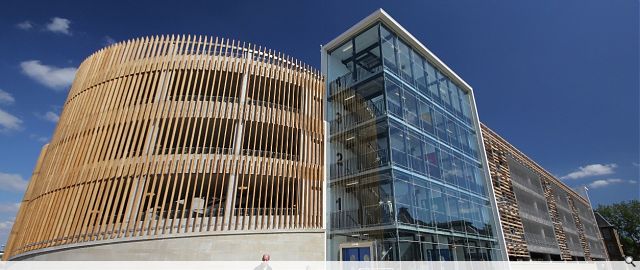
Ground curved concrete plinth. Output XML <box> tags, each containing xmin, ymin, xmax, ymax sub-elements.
<box><xmin>13</xmin><ymin>230</ymin><xmax>324</xmax><ymax>261</ymax></box>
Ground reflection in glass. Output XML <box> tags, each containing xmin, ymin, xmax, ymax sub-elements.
<box><xmin>380</xmin><ymin>26</ymin><xmax>397</xmax><ymax>73</ymax></box>
<box><xmin>397</xmin><ymin>39</ymin><xmax>412</xmax><ymax>81</ymax></box>
<box><xmin>327</xmin><ymin>21</ymin><xmax>502</xmax><ymax>261</ymax></box>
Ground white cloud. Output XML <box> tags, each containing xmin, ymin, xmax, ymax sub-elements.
<box><xmin>20</xmin><ymin>60</ymin><xmax>77</xmax><ymax>90</ymax></box>
<box><xmin>0</xmin><ymin>173</ymin><xmax>28</xmax><ymax>192</ymax></box>
<box><xmin>104</xmin><ymin>36</ymin><xmax>116</xmax><ymax>46</ymax></box>
<box><xmin>630</xmin><ymin>180</ymin><xmax>638</xmax><ymax>184</ymax></box>
<box><xmin>0</xmin><ymin>89</ymin><xmax>15</xmax><ymax>105</ymax></box>
<box><xmin>587</xmin><ymin>178</ymin><xmax>623</xmax><ymax>189</ymax></box>
<box><xmin>0</xmin><ymin>219</ymin><xmax>15</xmax><ymax>247</ymax></box>
<box><xmin>0</xmin><ymin>203</ymin><xmax>20</xmax><ymax>213</ymax></box>
<box><xmin>0</xmin><ymin>220</ymin><xmax>13</xmax><ymax>230</ymax></box>
<box><xmin>633</xmin><ymin>162</ymin><xmax>640</xmax><ymax>167</ymax></box>
<box><xmin>45</xmin><ymin>17</ymin><xmax>71</xmax><ymax>35</ymax></box>
<box><xmin>561</xmin><ymin>163</ymin><xmax>617</xmax><ymax>180</ymax></box>
<box><xmin>0</xmin><ymin>108</ymin><xmax>23</xmax><ymax>132</ymax></box>
<box><xmin>44</xmin><ymin>111</ymin><xmax>59</xmax><ymax>123</ymax></box>
<box><xmin>29</xmin><ymin>134</ymin><xmax>48</xmax><ymax>143</ymax></box>
<box><xmin>16</xmin><ymin>21</ymin><xmax>33</xmax><ymax>30</ymax></box>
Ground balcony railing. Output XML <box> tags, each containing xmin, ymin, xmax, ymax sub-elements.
<box><xmin>330</xmin><ymin>210</ymin><xmax>360</xmax><ymax>229</ymax></box>
<box><xmin>330</xmin><ymin>205</ymin><xmax>394</xmax><ymax>230</ymax></box>
<box><xmin>241</xmin><ymin>149</ymin><xmax>298</xmax><ymax>161</ymax></box>
<box><xmin>524</xmin><ymin>232</ymin><xmax>559</xmax><ymax>249</ymax></box>
<box><xmin>165</xmin><ymin>95</ymin><xmax>300</xmax><ymax>114</ymax></box>
<box><xmin>155</xmin><ymin>146</ymin><xmax>232</xmax><ymax>155</ymax></box>
<box><xmin>512</xmin><ymin>178</ymin><xmax>544</xmax><ymax>194</ymax></box>
<box><xmin>328</xmin><ymin>65</ymin><xmax>383</xmax><ymax>97</ymax></box>
<box><xmin>518</xmin><ymin>205</ymin><xmax>557</xmax><ymax>230</ymax></box>
<box><xmin>329</xmin><ymin>149</ymin><xmax>389</xmax><ymax>179</ymax></box>
<box><xmin>189</xmin><ymin>48</ymin><xmax>310</xmax><ymax>70</ymax></box>
<box><xmin>556</xmin><ymin>202</ymin><xmax>571</xmax><ymax>213</ymax></box>
<box><xmin>330</xmin><ymin>98</ymin><xmax>385</xmax><ymax>133</ymax></box>
<box><xmin>511</xmin><ymin>181</ymin><xmax>546</xmax><ymax>200</ymax></box>
<box><xmin>152</xmin><ymin>146</ymin><xmax>298</xmax><ymax>161</ymax></box>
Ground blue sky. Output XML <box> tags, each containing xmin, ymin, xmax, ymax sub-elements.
<box><xmin>0</xmin><ymin>0</ymin><xmax>638</xmax><ymax>247</ymax></box>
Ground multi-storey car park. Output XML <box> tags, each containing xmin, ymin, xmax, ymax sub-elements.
<box><xmin>3</xmin><ymin>9</ymin><xmax>609</xmax><ymax>262</ymax></box>
<box><xmin>482</xmin><ymin>124</ymin><xmax>608</xmax><ymax>261</ymax></box>
<box><xmin>3</xmin><ymin>36</ymin><xmax>325</xmax><ymax>260</ymax></box>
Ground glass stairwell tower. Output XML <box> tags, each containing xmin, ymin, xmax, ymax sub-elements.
<box><xmin>321</xmin><ymin>9</ymin><xmax>507</xmax><ymax>261</ymax></box>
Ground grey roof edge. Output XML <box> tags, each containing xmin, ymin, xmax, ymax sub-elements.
<box><xmin>322</xmin><ymin>8</ymin><xmax>474</xmax><ymax>93</ymax></box>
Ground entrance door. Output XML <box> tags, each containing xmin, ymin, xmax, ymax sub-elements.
<box><xmin>341</xmin><ymin>247</ymin><xmax>372</xmax><ymax>261</ymax></box>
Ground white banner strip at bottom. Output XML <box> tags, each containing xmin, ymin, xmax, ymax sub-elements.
<box><xmin>0</xmin><ymin>261</ymin><xmax>636</xmax><ymax>270</ymax></box>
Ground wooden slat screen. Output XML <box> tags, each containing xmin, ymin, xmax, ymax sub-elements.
<box><xmin>3</xmin><ymin>35</ymin><xmax>325</xmax><ymax>260</ymax></box>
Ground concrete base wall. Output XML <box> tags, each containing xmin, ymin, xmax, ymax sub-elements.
<box><xmin>13</xmin><ymin>231</ymin><xmax>324</xmax><ymax>261</ymax></box>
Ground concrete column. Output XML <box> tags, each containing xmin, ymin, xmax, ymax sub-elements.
<box><xmin>223</xmin><ymin>52</ymin><xmax>251</xmax><ymax>229</ymax></box>
<box><xmin>122</xmin><ymin>68</ymin><xmax>171</xmax><ymax>229</ymax></box>
<box><xmin>144</xmin><ymin>69</ymin><xmax>172</xmax><ymax>157</ymax></box>
<box><xmin>123</xmin><ymin>176</ymin><xmax>147</xmax><ymax>228</ymax></box>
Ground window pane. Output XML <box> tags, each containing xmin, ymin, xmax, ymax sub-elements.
<box><xmin>403</xmin><ymin>91</ymin><xmax>419</xmax><ymax>127</ymax></box>
<box><xmin>471</xmin><ymin>203</ymin><xmax>484</xmax><ymax>235</ymax></box>
<box><xmin>431</xmin><ymin>185</ymin><xmax>450</xmax><ymax>231</ymax></box>
<box><xmin>452</xmin><ymin>157</ymin><xmax>464</xmax><ymax>189</ymax></box>
<box><xmin>425</xmin><ymin>61</ymin><xmax>440</xmax><ymax>101</ymax></box>
<box><xmin>431</xmin><ymin>187</ymin><xmax>445</xmax><ymax>213</ymax></box>
<box><xmin>459</xmin><ymin>198</ymin><xmax>476</xmax><ymax>234</ymax></box>
<box><xmin>438</xmin><ymin>243</ymin><xmax>453</xmax><ymax>261</ymax></box>
<box><xmin>459</xmin><ymin>127</ymin><xmax>470</xmax><ymax>154</ymax></box>
<box><xmin>447</xmin><ymin>194</ymin><xmax>460</xmax><ymax>221</ymax></box>
<box><xmin>418</xmin><ymin>101</ymin><xmax>434</xmax><ymax>135</ymax></box>
<box><xmin>397</xmin><ymin>206</ymin><xmax>415</xmax><ymax>225</ymax></box>
<box><xmin>447</xmin><ymin>119</ymin><xmax>460</xmax><ymax>149</ymax></box>
<box><xmin>414</xmin><ymin>184</ymin><xmax>430</xmax><ymax>208</ymax></box>
<box><xmin>412</xmin><ymin>51</ymin><xmax>427</xmax><ymax>93</ymax></box>
<box><xmin>415</xmin><ymin>185</ymin><xmax>433</xmax><ymax>227</ymax></box>
<box><xmin>460</xmin><ymin>161</ymin><xmax>473</xmax><ymax>191</ymax></box>
<box><xmin>397</xmin><ymin>40</ymin><xmax>412</xmax><ymax>81</ymax></box>
<box><xmin>481</xmin><ymin>206</ymin><xmax>493</xmax><ymax>237</ymax></box>
<box><xmin>380</xmin><ymin>26</ymin><xmax>398</xmax><ymax>73</ymax></box>
<box><xmin>434</xmin><ymin>110</ymin><xmax>448</xmax><ymax>141</ymax></box>
<box><xmin>468</xmin><ymin>131</ymin><xmax>479</xmax><ymax>158</ymax></box>
<box><xmin>386</xmin><ymin>79</ymin><xmax>402</xmax><ymax>117</ymax></box>
<box><xmin>460</xmin><ymin>91</ymin><xmax>472</xmax><ymax>124</ymax></box>
<box><xmin>425</xmin><ymin>141</ymin><xmax>441</xmax><ymax>180</ymax></box>
<box><xmin>394</xmin><ymin>180</ymin><xmax>414</xmax><ymax>206</ymax></box>
<box><xmin>449</xmin><ymin>82</ymin><xmax>461</xmax><ymax>114</ymax></box>
<box><xmin>422</xmin><ymin>242</ymin><xmax>439</xmax><ymax>260</ymax></box>
<box><xmin>394</xmin><ymin>176</ymin><xmax>415</xmax><ymax>223</ymax></box>
<box><xmin>474</xmin><ymin>166</ymin><xmax>486</xmax><ymax>196</ymax></box>
<box><xmin>328</xmin><ymin>41</ymin><xmax>354</xmax><ymax>82</ymax></box>
<box><xmin>441</xmin><ymin>150</ymin><xmax>456</xmax><ymax>186</ymax></box>
<box><xmin>390</xmin><ymin>124</ymin><xmax>407</xmax><ymax>167</ymax></box>
<box><xmin>399</xmin><ymin>241</ymin><xmax>421</xmax><ymax>261</ymax></box>
<box><xmin>380</xmin><ymin>241</ymin><xmax>397</xmax><ymax>261</ymax></box>
<box><xmin>438</xmin><ymin>72</ymin><xmax>451</xmax><ymax>107</ymax></box>
<box><xmin>362</xmin><ymin>179</ymin><xmax>394</xmax><ymax>226</ymax></box>
<box><xmin>406</xmin><ymin>132</ymin><xmax>425</xmax><ymax>174</ymax></box>
<box><xmin>354</xmin><ymin>25</ymin><xmax>382</xmax><ymax>80</ymax></box>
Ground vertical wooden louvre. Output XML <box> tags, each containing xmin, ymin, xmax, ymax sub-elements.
<box><xmin>3</xmin><ymin>36</ymin><xmax>325</xmax><ymax>260</ymax></box>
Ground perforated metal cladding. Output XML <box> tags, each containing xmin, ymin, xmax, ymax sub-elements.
<box><xmin>481</xmin><ymin>124</ymin><xmax>608</xmax><ymax>261</ymax></box>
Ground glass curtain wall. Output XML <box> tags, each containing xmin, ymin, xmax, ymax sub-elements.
<box><xmin>327</xmin><ymin>22</ymin><xmax>502</xmax><ymax>261</ymax></box>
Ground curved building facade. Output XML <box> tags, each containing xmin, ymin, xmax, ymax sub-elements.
<box><xmin>4</xmin><ymin>35</ymin><xmax>325</xmax><ymax>260</ymax></box>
